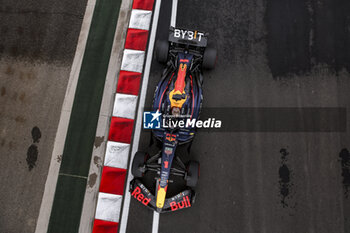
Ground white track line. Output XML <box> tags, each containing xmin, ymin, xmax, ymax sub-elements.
<box><xmin>119</xmin><ymin>0</ymin><xmax>179</xmax><ymax>231</ymax></box>
<box><xmin>170</xmin><ymin>0</ymin><xmax>178</xmax><ymax>28</ymax></box>
<box><xmin>118</xmin><ymin>0</ymin><xmax>162</xmax><ymax>232</ymax></box>
<box><xmin>152</xmin><ymin>210</ymin><xmax>160</xmax><ymax>233</ymax></box>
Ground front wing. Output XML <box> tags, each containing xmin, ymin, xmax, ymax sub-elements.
<box><xmin>130</xmin><ymin>178</ymin><xmax>195</xmax><ymax>213</ymax></box>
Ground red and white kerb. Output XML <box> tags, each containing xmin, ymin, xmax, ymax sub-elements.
<box><xmin>92</xmin><ymin>0</ymin><xmax>154</xmax><ymax>232</ymax></box>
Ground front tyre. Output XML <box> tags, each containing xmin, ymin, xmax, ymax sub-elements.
<box><xmin>131</xmin><ymin>151</ymin><xmax>147</xmax><ymax>178</ymax></box>
<box><xmin>202</xmin><ymin>47</ymin><xmax>217</xmax><ymax>69</ymax></box>
<box><xmin>185</xmin><ymin>161</ymin><xmax>200</xmax><ymax>188</ymax></box>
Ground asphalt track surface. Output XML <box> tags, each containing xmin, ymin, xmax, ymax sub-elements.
<box><xmin>127</xmin><ymin>0</ymin><xmax>350</xmax><ymax>233</ymax></box>
<box><xmin>1</xmin><ymin>0</ymin><xmax>350</xmax><ymax>233</ymax></box>
<box><xmin>0</xmin><ymin>1</ymin><xmax>86</xmax><ymax>232</ymax></box>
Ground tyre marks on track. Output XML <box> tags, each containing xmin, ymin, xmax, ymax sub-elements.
<box><xmin>26</xmin><ymin>126</ymin><xmax>42</xmax><ymax>170</ymax></box>
<box><xmin>277</xmin><ymin>147</ymin><xmax>350</xmax><ymax>209</ymax></box>
<box><xmin>339</xmin><ymin>148</ymin><xmax>350</xmax><ymax>199</ymax></box>
<box><xmin>266</xmin><ymin>0</ymin><xmax>311</xmax><ymax>77</ymax></box>
<box><xmin>266</xmin><ymin>0</ymin><xmax>350</xmax><ymax>78</ymax></box>
<box><xmin>311</xmin><ymin>0</ymin><xmax>350</xmax><ymax>73</ymax></box>
<box><xmin>278</xmin><ymin>148</ymin><xmax>294</xmax><ymax>209</ymax></box>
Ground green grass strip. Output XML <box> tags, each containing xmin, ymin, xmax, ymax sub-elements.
<box><xmin>48</xmin><ymin>0</ymin><xmax>122</xmax><ymax>232</ymax></box>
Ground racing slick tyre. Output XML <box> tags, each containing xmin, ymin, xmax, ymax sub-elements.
<box><xmin>202</xmin><ymin>47</ymin><xmax>217</xmax><ymax>69</ymax></box>
<box><xmin>155</xmin><ymin>40</ymin><xmax>169</xmax><ymax>63</ymax></box>
<box><xmin>185</xmin><ymin>161</ymin><xmax>200</xmax><ymax>188</ymax></box>
<box><xmin>131</xmin><ymin>151</ymin><xmax>147</xmax><ymax>178</ymax></box>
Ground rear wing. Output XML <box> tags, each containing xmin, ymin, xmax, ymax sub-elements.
<box><xmin>168</xmin><ymin>27</ymin><xmax>208</xmax><ymax>47</ymax></box>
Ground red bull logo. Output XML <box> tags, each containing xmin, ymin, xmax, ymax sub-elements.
<box><xmin>131</xmin><ymin>186</ymin><xmax>151</xmax><ymax>206</ymax></box>
<box><xmin>169</xmin><ymin>62</ymin><xmax>188</xmax><ymax>109</ymax></box>
<box><xmin>166</xmin><ymin>133</ymin><xmax>176</xmax><ymax>142</ymax></box>
<box><xmin>174</xmin><ymin>63</ymin><xmax>187</xmax><ymax>92</ymax></box>
<box><xmin>170</xmin><ymin>196</ymin><xmax>191</xmax><ymax>211</ymax></box>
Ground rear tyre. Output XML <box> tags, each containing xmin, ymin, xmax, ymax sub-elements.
<box><xmin>131</xmin><ymin>151</ymin><xmax>147</xmax><ymax>178</ymax></box>
<box><xmin>185</xmin><ymin>161</ymin><xmax>200</xmax><ymax>188</ymax></box>
<box><xmin>202</xmin><ymin>47</ymin><xmax>217</xmax><ymax>69</ymax></box>
<box><xmin>155</xmin><ymin>40</ymin><xmax>169</xmax><ymax>63</ymax></box>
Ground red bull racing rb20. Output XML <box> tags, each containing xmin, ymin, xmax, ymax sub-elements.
<box><xmin>129</xmin><ymin>27</ymin><xmax>217</xmax><ymax>213</ymax></box>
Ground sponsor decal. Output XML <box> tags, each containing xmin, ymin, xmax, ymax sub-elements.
<box><xmin>131</xmin><ymin>186</ymin><xmax>151</xmax><ymax>206</ymax></box>
<box><xmin>170</xmin><ymin>196</ymin><xmax>191</xmax><ymax>211</ymax></box>
<box><xmin>164</xmin><ymin>147</ymin><xmax>173</xmax><ymax>156</ymax></box>
<box><xmin>163</xmin><ymin>161</ymin><xmax>169</xmax><ymax>168</ymax></box>
<box><xmin>156</xmin><ymin>185</ymin><xmax>168</xmax><ymax>208</ymax></box>
<box><xmin>174</xmin><ymin>29</ymin><xmax>204</xmax><ymax>42</ymax></box>
<box><xmin>165</xmin><ymin>133</ymin><xmax>177</xmax><ymax>142</ymax></box>
<box><xmin>160</xmin><ymin>171</ymin><xmax>169</xmax><ymax>186</ymax></box>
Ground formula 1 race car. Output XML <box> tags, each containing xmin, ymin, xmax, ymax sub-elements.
<box><xmin>130</xmin><ymin>27</ymin><xmax>216</xmax><ymax>213</ymax></box>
